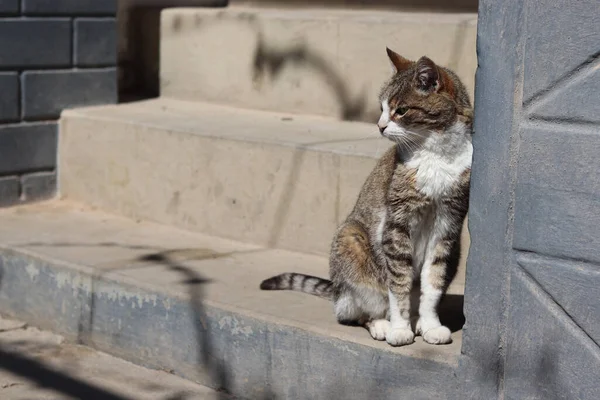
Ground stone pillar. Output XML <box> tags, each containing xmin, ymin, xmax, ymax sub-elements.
<box><xmin>461</xmin><ymin>1</ymin><xmax>600</xmax><ymax>398</ymax></box>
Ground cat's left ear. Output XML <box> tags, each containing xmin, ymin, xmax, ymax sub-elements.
<box><xmin>386</xmin><ymin>47</ymin><xmax>412</xmax><ymax>74</ymax></box>
<box><xmin>415</xmin><ymin>56</ymin><xmax>441</xmax><ymax>92</ymax></box>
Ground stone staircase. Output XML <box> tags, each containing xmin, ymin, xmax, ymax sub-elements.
<box><xmin>0</xmin><ymin>6</ymin><xmax>476</xmax><ymax>399</ymax></box>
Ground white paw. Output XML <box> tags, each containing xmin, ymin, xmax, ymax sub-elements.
<box><xmin>367</xmin><ymin>320</ymin><xmax>391</xmax><ymax>341</ymax></box>
<box><xmin>422</xmin><ymin>326</ymin><xmax>452</xmax><ymax>345</ymax></box>
<box><xmin>385</xmin><ymin>328</ymin><xmax>415</xmax><ymax>347</ymax></box>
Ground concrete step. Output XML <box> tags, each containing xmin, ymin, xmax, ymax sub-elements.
<box><xmin>0</xmin><ymin>201</ymin><xmax>463</xmax><ymax>399</ymax></box>
<box><xmin>59</xmin><ymin>98</ymin><xmax>468</xmax><ymax>294</ymax></box>
<box><xmin>0</xmin><ymin>315</ymin><xmax>221</xmax><ymax>400</ymax></box>
<box><xmin>159</xmin><ymin>7</ymin><xmax>477</xmax><ymax>121</ymax></box>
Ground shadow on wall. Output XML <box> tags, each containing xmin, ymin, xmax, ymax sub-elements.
<box><xmin>160</xmin><ymin>9</ymin><xmax>386</xmax><ymax>123</ymax></box>
<box><xmin>119</xmin><ymin>0</ymin><xmax>476</xmax><ymax>115</ymax></box>
<box><xmin>119</xmin><ymin>1</ymin><xmax>373</xmax><ymax>122</ymax></box>
<box><xmin>252</xmin><ymin>36</ymin><xmax>372</xmax><ymax>121</ymax></box>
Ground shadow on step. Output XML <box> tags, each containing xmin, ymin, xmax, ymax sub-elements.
<box><xmin>0</xmin><ymin>256</ymin><xmax>220</xmax><ymax>400</ymax></box>
<box><xmin>7</xmin><ymin>241</ymin><xmax>238</xmax><ymax>399</ymax></box>
<box><xmin>138</xmin><ymin>250</ymin><xmax>231</xmax><ymax>398</ymax></box>
<box><xmin>440</xmin><ymin>294</ymin><xmax>466</xmax><ymax>333</ymax></box>
<box><xmin>21</xmin><ymin>238</ymin><xmax>469</xmax><ymax>337</ymax></box>
<box><xmin>4</xmin><ymin>240</ymin><xmax>466</xmax><ymax>399</ymax></box>
<box><xmin>0</xmin><ymin>346</ymin><xmax>132</xmax><ymax>400</ymax></box>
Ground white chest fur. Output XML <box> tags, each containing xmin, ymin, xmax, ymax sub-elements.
<box><xmin>405</xmin><ymin>122</ymin><xmax>472</xmax><ymax>199</ymax></box>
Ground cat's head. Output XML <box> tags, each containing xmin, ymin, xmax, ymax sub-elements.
<box><xmin>377</xmin><ymin>48</ymin><xmax>472</xmax><ymax>144</ymax></box>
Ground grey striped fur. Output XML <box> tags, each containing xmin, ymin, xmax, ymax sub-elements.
<box><xmin>260</xmin><ymin>273</ymin><xmax>333</xmax><ymax>299</ymax></box>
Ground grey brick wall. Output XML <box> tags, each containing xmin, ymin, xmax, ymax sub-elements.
<box><xmin>0</xmin><ymin>0</ymin><xmax>19</xmax><ymax>14</ymax></box>
<box><xmin>0</xmin><ymin>2</ymin><xmax>117</xmax><ymax>207</ymax></box>
<box><xmin>22</xmin><ymin>69</ymin><xmax>117</xmax><ymax>120</ymax></box>
<box><xmin>23</xmin><ymin>0</ymin><xmax>118</xmax><ymax>16</ymax></box>
<box><xmin>0</xmin><ymin>73</ymin><xmax>19</xmax><ymax>122</ymax></box>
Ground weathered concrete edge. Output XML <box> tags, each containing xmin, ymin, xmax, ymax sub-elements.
<box><xmin>60</xmin><ymin>104</ymin><xmax>384</xmax><ymax>160</ymax></box>
<box><xmin>0</xmin><ymin>247</ymin><xmax>459</xmax><ymax>399</ymax></box>
<box><xmin>164</xmin><ymin>7</ymin><xmax>478</xmax><ymax>27</ymax></box>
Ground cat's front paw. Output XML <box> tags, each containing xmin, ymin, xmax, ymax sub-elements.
<box><xmin>385</xmin><ymin>328</ymin><xmax>414</xmax><ymax>346</ymax></box>
<box><xmin>422</xmin><ymin>326</ymin><xmax>452</xmax><ymax>345</ymax></box>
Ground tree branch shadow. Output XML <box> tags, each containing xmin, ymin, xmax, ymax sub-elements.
<box><xmin>137</xmin><ymin>250</ymin><xmax>231</xmax><ymax>399</ymax></box>
<box><xmin>252</xmin><ymin>36</ymin><xmax>369</xmax><ymax>121</ymax></box>
<box><xmin>0</xmin><ymin>345</ymin><xmax>132</xmax><ymax>400</ymax></box>
<box><xmin>0</xmin><ymin>244</ymin><xmax>240</xmax><ymax>399</ymax></box>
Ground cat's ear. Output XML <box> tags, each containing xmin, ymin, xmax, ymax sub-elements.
<box><xmin>386</xmin><ymin>47</ymin><xmax>412</xmax><ymax>74</ymax></box>
<box><xmin>414</xmin><ymin>56</ymin><xmax>441</xmax><ymax>92</ymax></box>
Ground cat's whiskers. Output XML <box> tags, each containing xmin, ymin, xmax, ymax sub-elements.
<box><xmin>385</xmin><ymin>132</ymin><xmax>420</xmax><ymax>152</ymax></box>
<box><xmin>392</xmin><ymin>136</ymin><xmax>412</xmax><ymax>151</ymax></box>
<box><xmin>406</xmin><ymin>135</ymin><xmax>424</xmax><ymax>151</ymax></box>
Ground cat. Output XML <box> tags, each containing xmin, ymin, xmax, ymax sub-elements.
<box><xmin>260</xmin><ymin>48</ymin><xmax>472</xmax><ymax>347</ymax></box>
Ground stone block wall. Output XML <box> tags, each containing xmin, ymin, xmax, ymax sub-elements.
<box><xmin>0</xmin><ymin>0</ymin><xmax>118</xmax><ymax>206</ymax></box>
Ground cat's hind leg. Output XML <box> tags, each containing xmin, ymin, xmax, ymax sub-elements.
<box><xmin>334</xmin><ymin>287</ymin><xmax>390</xmax><ymax>341</ymax></box>
<box><xmin>330</xmin><ymin>221</ymin><xmax>390</xmax><ymax>341</ymax></box>
<box><xmin>353</xmin><ymin>284</ymin><xmax>390</xmax><ymax>340</ymax></box>
<box><xmin>333</xmin><ymin>289</ymin><xmax>364</xmax><ymax>326</ymax></box>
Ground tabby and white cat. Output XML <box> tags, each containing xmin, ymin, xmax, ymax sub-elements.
<box><xmin>260</xmin><ymin>48</ymin><xmax>472</xmax><ymax>347</ymax></box>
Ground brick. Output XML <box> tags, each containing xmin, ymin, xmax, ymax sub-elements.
<box><xmin>74</xmin><ymin>18</ymin><xmax>117</xmax><ymax>67</ymax></box>
<box><xmin>0</xmin><ymin>123</ymin><xmax>57</xmax><ymax>174</ymax></box>
<box><xmin>22</xmin><ymin>69</ymin><xmax>117</xmax><ymax>120</ymax></box>
<box><xmin>0</xmin><ymin>176</ymin><xmax>20</xmax><ymax>207</ymax></box>
<box><xmin>0</xmin><ymin>0</ymin><xmax>19</xmax><ymax>14</ymax></box>
<box><xmin>0</xmin><ymin>72</ymin><xmax>19</xmax><ymax>122</ymax></box>
<box><xmin>23</xmin><ymin>0</ymin><xmax>116</xmax><ymax>15</ymax></box>
<box><xmin>0</xmin><ymin>19</ymin><xmax>71</xmax><ymax>69</ymax></box>
<box><xmin>21</xmin><ymin>171</ymin><xmax>56</xmax><ymax>202</ymax></box>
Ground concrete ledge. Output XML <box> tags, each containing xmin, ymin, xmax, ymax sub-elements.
<box><xmin>0</xmin><ymin>201</ymin><xmax>461</xmax><ymax>399</ymax></box>
<box><xmin>160</xmin><ymin>7</ymin><xmax>477</xmax><ymax>121</ymax></box>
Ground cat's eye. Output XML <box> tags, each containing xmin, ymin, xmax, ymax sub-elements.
<box><xmin>395</xmin><ymin>107</ymin><xmax>409</xmax><ymax>116</ymax></box>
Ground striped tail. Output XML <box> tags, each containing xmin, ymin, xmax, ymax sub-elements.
<box><xmin>260</xmin><ymin>273</ymin><xmax>333</xmax><ymax>300</ymax></box>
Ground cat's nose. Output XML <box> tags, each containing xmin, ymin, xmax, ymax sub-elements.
<box><xmin>378</xmin><ymin>123</ymin><xmax>387</xmax><ymax>134</ymax></box>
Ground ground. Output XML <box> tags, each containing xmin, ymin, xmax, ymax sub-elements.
<box><xmin>0</xmin><ymin>315</ymin><xmax>219</xmax><ymax>400</ymax></box>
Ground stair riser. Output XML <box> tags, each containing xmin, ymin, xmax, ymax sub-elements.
<box><xmin>0</xmin><ymin>249</ymin><xmax>459</xmax><ymax>400</ymax></box>
<box><xmin>160</xmin><ymin>8</ymin><xmax>477</xmax><ymax>121</ymax></box>
<box><xmin>60</xmin><ymin>115</ymin><xmax>372</xmax><ymax>255</ymax></box>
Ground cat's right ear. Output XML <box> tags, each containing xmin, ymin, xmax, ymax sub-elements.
<box><xmin>414</xmin><ymin>56</ymin><xmax>440</xmax><ymax>92</ymax></box>
<box><xmin>386</xmin><ymin>47</ymin><xmax>412</xmax><ymax>74</ymax></box>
